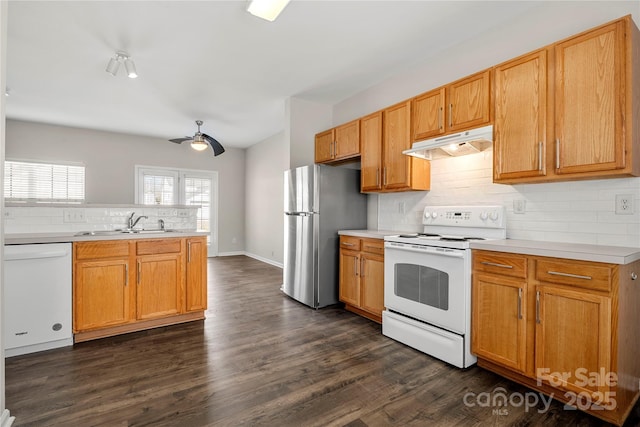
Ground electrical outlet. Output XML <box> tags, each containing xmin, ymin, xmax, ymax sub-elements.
<box><xmin>63</xmin><ymin>209</ymin><xmax>86</xmax><ymax>223</ymax></box>
<box><xmin>398</xmin><ymin>202</ymin><xmax>405</xmax><ymax>214</ymax></box>
<box><xmin>177</xmin><ymin>209</ymin><xmax>189</xmax><ymax>218</ymax></box>
<box><xmin>615</xmin><ymin>194</ymin><xmax>634</xmax><ymax>215</ymax></box>
<box><xmin>513</xmin><ymin>199</ymin><xmax>526</xmax><ymax>214</ymax></box>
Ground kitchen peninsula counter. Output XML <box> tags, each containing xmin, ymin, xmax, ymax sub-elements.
<box><xmin>470</xmin><ymin>239</ymin><xmax>640</xmax><ymax>265</ymax></box>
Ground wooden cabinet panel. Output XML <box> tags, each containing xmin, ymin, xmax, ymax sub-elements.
<box><xmin>339</xmin><ymin>235</ymin><xmax>361</xmax><ymax>251</ymax></box>
<box><xmin>361</xmin><ymin>238</ymin><xmax>384</xmax><ymax>256</ymax></box>
<box><xmin>360</xmin><ymin>111</ymin><xmax>383</xmax><ymax>192</ymax></box>
<box><xmin>383</xmin><ymin>101</ymin><xmax>412</xmax><ymax>190</ymax></box>
<box><xmin>412</xmin><ymin>88</ymin><xmax>445</xmax><ymax>140</ymax></box>
<box><xmin>494</xmin><ymin>50</ymin><xmax>548</xmax><ymax>181</ymax></box>
<box><xmin>186</xmin><ymin>237</ymin><xmax>208</xmax><ymax>312</ymax></box>
<box><xmin>535</xmin><ymin>258</ymin><xmax>613</xmax><ymax>292</ymax></box>
<box><xmin>334</xmin><ymin>120</ymin><xmax>360</xmax><ymax>160</ymax></box>
<box><xmin>314</xmin><ymin>129</ymin><xmax>334</xmax><ymax>163</ymax></box>
<box><xmin>446</xmin><ymin>70</ymin><xmax>491</xmax><ymax>132</ymax></box>
<box><xmin>74</xmin><ymin>259</ymin><xmax>132</xmax><ymax>331</ymax></box>
<box><xmin>472</xmin><ymin>273</ymin><xmax>527</xmax><ymax>373</ymax></box>
<box><xmin>473</xmin><ymin>251</ymin><xmax>527</xmax><ymax>279</ymax></box>
<box><xmin>339</xmin><ymin>249</ymin><xmax>360</xmax><ymax>307</ymax></box>
<box><xmin>136</xmin><ymin>254</ymin><xmax>183</xmax><ymax>320</ymax></box>
<box><xmin>75</xmin><ymin>240</ymin><xmax>130</xmax><ymax>260</ymax></box>
<box><xmin>535</xmin><ymin>285</ymin><xmax>612</xmax><ymax>401</ymax></box>
<box><xmin>555</xmin><ymin>20</ymin><xmax>625</xmax><ymax>174</ymax></box>
<box><xmin>360</xmin><ymin>253</ymin><xmax>384</xmax><ymax>318</ymax></box>
<box><xmin>136</xmin><ymin>238</ymin><xmax>181</xmax><ymax>255</ymax></box>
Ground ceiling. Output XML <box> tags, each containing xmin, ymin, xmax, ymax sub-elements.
<box><xmin>5</xmin><ymin>1</ymin><xmax>538</xmax><ymax>149</ymax></box>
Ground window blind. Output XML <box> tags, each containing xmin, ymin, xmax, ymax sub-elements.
<box><xmin>4</xmin><ymin>160</ymin><xmax>85</xmax><ymax>203</ymax></box>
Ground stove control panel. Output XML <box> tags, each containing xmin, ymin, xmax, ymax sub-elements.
<box><xmin>423</xmin><ymin>205</ymin><xmax>505</xmax><ymax>228</ymax></box>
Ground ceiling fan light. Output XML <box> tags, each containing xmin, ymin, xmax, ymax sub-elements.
<box><xmin>105</xmin><ymin>57</ymin><xmax>120</xmax><ymax>76</ymax></box>
<box><xmin>124</xmin><ymin>58</ymin><xmax>138</xmax><ymax>78</ymax></box>
<box><xmin>191</xmin><ymin>136</ymin><xmax>208</xmax><ymax>151</ymax></box>
<box><xmin>247</xmin><ymin>0</ymin><xmax>290</xmax><ymax>21</ymax></box>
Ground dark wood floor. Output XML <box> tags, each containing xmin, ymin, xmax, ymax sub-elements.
<box><xmin>5</xmin><ymin>255</ymin><xmax>640</xmax><ymax>426</ymax></box>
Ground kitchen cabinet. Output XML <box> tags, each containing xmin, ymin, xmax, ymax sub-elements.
<box><xmin>412</xmin><ymin>70</ymin><xmax>491</xmax><ymax>142</ymax></box>
<box><xmin>135</xmin><ymin>239</ymin><xmax>183</xmax><ymax>320</ymax></box>
<box><xmin>185</xmin><ymin>237</ymin><xmax>208</xmax><ymax>312</ymax></box>
<box><xmin>339</xmin><ymin>235</ymin><xmax>385</xmax><ymax>323</ymax></box>
<box><xmin>493</xmin><ymin>15</ymin><xmax>640</xmax><ymax>184</ymax></box>
<box><xmin>360</xmin><ymin>101</ymin><xmax>430</xmax><ymax>193</ymax></box>
<box><xmin>314</xmin><ymin>119</ymin><xmax>360</xmax><ymax>164</ymax></box>
<box><xmin>472</xmin><ymin>249</ymin><xmax>640</xmax><ymax>426</ymax></box>
<box><xmin>73</xmin><ymin>236</ymin><xmax>207</xmax><ymax>342</ymax></box>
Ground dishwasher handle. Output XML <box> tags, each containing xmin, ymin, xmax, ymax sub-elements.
<box><xmin>4</xmin><ymin>249</ymin><xmax>70</xmax><ymax>261</ymax></box>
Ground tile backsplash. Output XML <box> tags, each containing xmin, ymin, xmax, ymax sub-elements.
<box><xmin>4</xmin><ymin>204</ymin><xmax>198</xmax><ymax>234</ymax></box>
<box><xmin>377</xmin><ymin>150</ymin><xmax>640</xmax><ymax>248</ymax></box>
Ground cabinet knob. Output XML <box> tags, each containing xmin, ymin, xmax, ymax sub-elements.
<box><xmin>632</xmin><ymin>272</ymin><xmax>638</xmax><ymax>281</ymax></box>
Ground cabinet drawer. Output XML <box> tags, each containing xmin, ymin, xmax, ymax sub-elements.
<box><xmin>340</xmin><ymin>236</ymin><xmax>361</xmax><ymax>251</ymax></box>
<box><xmin>136</xmin><ymin>239</ymin><xmax>182</xmax><ymax>255</ymax></box>
<box><xmin>75</xmin><ymin>241</ymin><xmax>130</xmax><ymax>260</ymax></box>
<box><xmin>361</xmin><ymin>238</ymin><xmax>384</xmax><ymax>255</ymax></box>
<box><xmin>473</xmin><ymin>251</ymin><xmax>527</xmax><ymax>279</ymax></box>
<box><xmin>535</xmin><ymin>259</ymin><xmax>612</xmax><ymax>292</ymax></box>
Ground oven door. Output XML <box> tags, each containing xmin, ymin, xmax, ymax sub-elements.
<box><xmin>384</xmin><ymin>242</ymin><xmax>469</xmax><ymax>334</ymax></box>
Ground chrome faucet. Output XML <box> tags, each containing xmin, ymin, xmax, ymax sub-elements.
<box><xmin>159</xmin><ymin>219</ymin><xmax>165</xmax><ymax>230</ymax></box>
<box><xmin>127</xmin><ymin>212</ymin><xmax>148</xmax><ymax>230</ymax></box>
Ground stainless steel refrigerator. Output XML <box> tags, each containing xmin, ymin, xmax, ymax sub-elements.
<box><xmin>283</xmin><ymin>164</ymin><xmax>367</xmax><ymax>308</ymax></box>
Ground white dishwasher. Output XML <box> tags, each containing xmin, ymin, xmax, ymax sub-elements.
<box><xmin>4</xmin><ymin>243</ymin><xmax>73</xmax><ymax>357</ymax></box>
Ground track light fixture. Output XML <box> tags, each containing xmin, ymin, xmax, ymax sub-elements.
<box><xmin>105</xmin><ymin>51</ymin><xmax>138</xmax><ymax>79</ymax></box>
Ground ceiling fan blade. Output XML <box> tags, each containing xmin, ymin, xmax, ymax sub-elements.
<box><xmin>203</xmin><ymin>133</ymin><xmax>225</xmax><ymax>156</ymax></box>
<box><xmin>169</xmin><ymin>137</ymin><xmax>192</xmax><ymax>144</ymax></box>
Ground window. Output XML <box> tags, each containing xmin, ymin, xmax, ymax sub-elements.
<box><xmin>4</xmin><ymin>160</ymin><xmax>85</xmax><ymax>203</ymax></box>
<box><xmin>135</xmin><ymin>166</ymin><xmax>218</xmax><ymax>256</ymax></box>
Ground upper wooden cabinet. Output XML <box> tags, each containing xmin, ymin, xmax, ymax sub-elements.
<box><xmin>360</xmin><ymin>111</ymin><xmax>384</xmax><ymax>192</ymax></box>
<box><xmin>412</xmin><ymin>70</ymin><xmax>491</xmax><ymax>142</ymax></box>
<box><xmin>494</xmin><ymin>15</ymin><xmax>640</xmax><ymax>184</ymax></box>
<box><xmin>314</xmin><ymin>119</ymin><xmax>360</xmax><ymax>164</ymax></box>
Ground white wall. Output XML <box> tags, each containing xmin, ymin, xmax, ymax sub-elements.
<box><xmin>286</xmin><ymin>97</ymin><xmax>332</xmax><ymax>169</ymax></box>
<box><xmin>245</xmin><ymin>131</ymin><xmax>287</xmax><ymax>266</ymax></box>
<box><xmin>5</xmin><ymin>119</ymin><xmax>246</xmax><ymax>254</ymax></box>
<box><xmin>333</xmin><ymin>1</ymin><xmax>640</xmax><ymax>248</ymax></box>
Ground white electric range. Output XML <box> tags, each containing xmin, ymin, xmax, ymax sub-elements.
<box><xmin>382</xmin><ymin>205</ymin><xmax>506</xmax><ymax>368</ymax></box>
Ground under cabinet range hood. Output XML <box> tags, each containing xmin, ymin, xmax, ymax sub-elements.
<box><xmin>403</xmin><ymin>125</ymin><xmax>493</xmax><ymax>160</ymax></box>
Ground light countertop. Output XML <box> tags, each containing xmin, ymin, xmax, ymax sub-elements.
<box><xmin>470</xmin><ymin>239</ymin><xmax>640</xmax><ymax>265</ymax></box>
<box><xmin>5</xmin><ymin>230</ymin><xmax>208</xmax><ymax>245</ymax></box>
<box><xmin>338</xmin><ymin>229</ymin><xmax>410</xmax><ymax>239</ymax></box>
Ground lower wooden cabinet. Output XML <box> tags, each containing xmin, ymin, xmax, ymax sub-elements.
<box><xmin>73</xmin><ymin>236</ymin><xmax>207</xmax><ymax>342</ymax></box>
<box><xmin>339</xmin><ymin>235</ymin><xmax>384</xmax><ymax>323</ymax></box>
<box><xmin>471</xmin><ymin>250</ymin><xmax>640</xmax><ymax>426</ymax></box>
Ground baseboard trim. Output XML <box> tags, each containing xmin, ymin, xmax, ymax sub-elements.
<box><xmin>217</xmin><ymin>251</ymin><xmax>245</xmax><ymax>257</ymax></box>
<box><xmin>1</xmin><ymin>409</ymin><xmax>15</xmax><ymax>427</ymax></box>
<box><xmin>245</xmin><ymin>252</ymin><xmax>283</xmax><ymax>269</ymax></box>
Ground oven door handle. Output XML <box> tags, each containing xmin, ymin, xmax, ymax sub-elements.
<box><xmin>385</xmin><ymin>243</ymin><xmax>465</xmax><ymax>258</ymax></box>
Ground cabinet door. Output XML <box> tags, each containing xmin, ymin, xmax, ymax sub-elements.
<box><xmin>412</xmin><ymin>88</ymin><xmax>445</xmax><ymax>141</ymax></box>
<box><xmin>360</xmin><ymin>253</ymin><xmax>384</xmax><ymax>317</ymax></box>
<box><xmin>136</xmin><ymin>254</ymin><xmax>183</xmax><ymax>320</ymax></box>
<box><xmin>74</xmin><ymin>259</ymin><xmax>132</xmax><ymax>331</ymax></box>
<box><xmin>339</xmin><ymin>250</ymin><xmax>360</xmax><ymax>307</ymax></box>
<box><xmin>334</xmin><ymin>119</ymin><xmax>360</xmax><ymax>160</ymax></box>
<box><xmin>554</xmin><ymin>20</ymin><xmax>625</xmax><ymax>174</ymax></box>
<box><xmin>494</xmin><ymin>50</ymin><xmax>548</xmax><ymax>182</ymax></box>
<box><xmin>446</xmin><ymin>70</ymin><xmax>491</xmax><ymax>132</ymax></box>
<box><xmin>383</xmin><ymin>100</ymin><xmax>412</xmax><ymax>190</ymax></box>
<box><xmin>360</xmin><ymin>111</ymin><xmax>383</xmax><ymax>192</ymax></box>
<box><xmin>186</xmin><ymin>237</ymin><xmax>208</xmax><ymax>312</ymax></box>
<box><xmin>535</xmin><ymin>285</ymin><xmax>612</xmax><ymax>402</ymax></box>
<box><xmin>314</xmin><ymin>129</ymin><xmax>335</xmax><ymax>163</ymax></box>
<box><xmin>472</xmin><ymin>273</ymin><xmax>527</xmax><ymax>373</ymax></box>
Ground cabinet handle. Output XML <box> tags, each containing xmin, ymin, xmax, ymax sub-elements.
<box><xmin>334</xmin><ymin>141</ymin><xmax>338</xmax><ymax>157</ymax></box>
<box><xmin>517</xmin><ymin>288</ymin><xmax>523</xmax><ymax>320</ymax></box>
<box><xmin>481</xmin><ymin>261</ymin><xmax>513</xmax><ymax>269</ymax></box>
<box><xmin>547</xmin><ymin>271</ymin><xmax>592</xmax><ymax>280</ymax></box>
<box><xmin>383</xmin><ymin>167</ymin><xmax>387</xmax><ymax>186</ymax></box>
<box><xmin>125</xmin><ymin>264</ymin><xmax>129</xmax><ymax>286</ymax></box>
<box><xmin>376</xmin><ymin>168</ymin><xmax>380</xmax><ymax>187</ymax></box>
<box><xmin>449</xmin><ymin>104</ymin><xmax>453</xmax><ymax>127</ymax></box>
<box><xmin>342</xmin><ymin>242</ymin><xmax>355</xmax><ymax>247</ymax></box>
<box><xmin>187</xmin><ymin>241</ymin><xmax>192</xmax><ymax>263</ymax></box>
<box><xmin>137</xmin><ymin>261</ymin><xmax>141</xmax><ymax>285</ymax></box>
<box><xmin>438</xmin><ymin>107</ymin><xmax>443</xmax><ymax>130</ymax></box>
<box><xmin>536</xmin><ymin>291</ymin><xmax>541</xmax><ymax>324</ymax></box>
<box><xmin>364</xmin><ymin>246</ymin><xmax>379</xmax><ymax>251</ymax></box>
<box><xmin>354</xmin><ymin>257</ymin><xmax>358</xmax><ymax>276</ymax></box>
<box><xmin>632</xmin><ymin>272</ymin><xmax>638</xmax><ymax>281</ymax></box>
<box><xmin>361</xmin><ymin>259</ymin><xmax>365</xmax><ymax>278</ymax></box>
<box><xmin>538</xmin><ymin>141</ymin><xmax>543</xmax><ymax>171</ymax></box>
<box><xmin>555</xmin><ymin>139</ymin><xmax>560</xmax><ymax>169</ymax></box>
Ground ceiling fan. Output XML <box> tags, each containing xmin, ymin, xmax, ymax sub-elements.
<box><xmin>169</xmin><ymin>120</ymin><xmax>225</xmax><ymax>156</ymax></box>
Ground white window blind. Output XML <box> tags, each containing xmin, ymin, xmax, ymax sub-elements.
<box><xmin>4</xmin><ymin>160</ymin><xmax>85</xmax><ymax>203</ymax></box>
